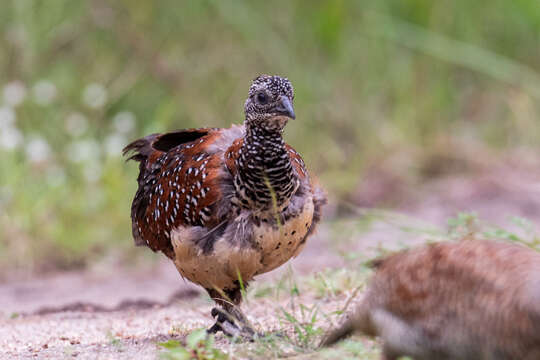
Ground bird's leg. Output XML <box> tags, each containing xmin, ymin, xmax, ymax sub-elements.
<box><xmin>207</xmin><ymin>307</ymin><xmax>236</xmax><ymax>335</ymax></box>
<box><xmin>206</xmin><ymin>288</ymin><xmax>257</xmax><ymax>339</ymax></box>
<box><xmin>208</xmin><ymin>307</ymin><xmax>255</xmax><ymax>338</ymax></box>
<box><xmin>206</xmin><ymin>309</ymin><xmax>225</xmax><ymax>335</ymax></box>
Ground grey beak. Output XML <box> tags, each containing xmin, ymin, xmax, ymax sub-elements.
<box><xmin>275</xmin><ymin>96</ymin><xmax>296</xmax><ymax>120</ymax></box>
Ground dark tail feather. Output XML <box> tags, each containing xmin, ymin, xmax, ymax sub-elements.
<box><xmin>123</xmin><ymin>134</ymin><xmax>161</xmax><ymax>248</ymax></box>
<box><xmin>122</xmin><ymin>134</ymin><xmax>160</xmax><ymax>163</ymax></box>
<box><xmin>123</xmin><ymin>129</ymin><xmax>211</xmax><ymax>162</ymax></box>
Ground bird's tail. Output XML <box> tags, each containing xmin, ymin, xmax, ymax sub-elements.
<box><xmin>123</xmin><ymin>134</ymin><xmax>162</xmax><ymax>247</ymax></box>
<box><xmin>123</xmin><ymin>129</ymin><xmax>211</xmax><ymax>165</ymax></box>
<box><xmin>123</xmin><ymin>134</ymin><xmax>161</xmax><ymax>164</ymax></box>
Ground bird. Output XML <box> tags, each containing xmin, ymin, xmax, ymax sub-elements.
<box><xmin>123</xmin><ymin>75</ymin><xmax>326</xmax><ymax>337</ymax></box>
<box><xmin>321</xmin><ymin>239</ymin><xmax>540</xmax><ymax>359</ymax></box>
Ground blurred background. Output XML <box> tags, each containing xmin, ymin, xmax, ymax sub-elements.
<box><xmin>1</xmin><ymin>0</ymin><xmax>540</xmax><ymax>275</ymax></box>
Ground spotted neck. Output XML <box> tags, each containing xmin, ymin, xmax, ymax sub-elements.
<box><xmin>233</xmin><ymin>123</ymin><xmax>299</xmax><ymax>212</ymax></box>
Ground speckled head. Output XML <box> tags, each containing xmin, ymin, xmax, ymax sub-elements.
<box><xmin>244</xmin><ymin>75</ymin><xmax>295</xmax><ymax>132</ymax></box>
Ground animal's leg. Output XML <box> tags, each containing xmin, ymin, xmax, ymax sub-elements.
<box><xmin>208</xmin><ymin>307</ymin><xmax>246</xmax><ymax>337</ymax></box>
<box><xmin>206</xmin><ymin>287</ymin><xmax>256</xmax><ymax>339</ymax></box>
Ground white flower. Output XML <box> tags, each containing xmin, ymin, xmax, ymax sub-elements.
<box><xmin>112</xmin><ymin>111</ymin><xmax>135</xmax><ymax>133</ymax></box>
<box><xmin>0</xmin><ymin>106</ymin><xmax>19</xmax><ymax>152</ymax></box>
<box><xmin>67</xmin><ymin>139</ymin><xmax>101</xmax><ymax>163</ymax></box>
<box><xmin>32</xmin><ymin>80</ymin><xmax>57</xmax><ymax>105</ymax></box>
<box><xmin>82</xmin><ymin>83</ymin><xmax>108</xmax><ymax>109</ymax></box>
<box><xmin>0</xmin><ymin>125</ymin><xmax>23</xmax><ymax>150</ymax></box>
<box><xmin>0</xmin><ymin>106</ymin><xmax>16</xmax><ymax>128</ymax></box>
<box><xmin>65</xmin><ymin>112</ymin><xmax>88</xmax><ymax>137</ymax></box>
<box><xmin>26</xmin><ymin>136</ymin><xmax>51</xmax><ymax>163</ymax></box>
<box><xmin>104</xmin><ymin>133</ymin><xmax>127</xmax><ymax>157</ymax></box>
<box><xmin>3</xmin><ymin>81</ymin><xmax>27</xmax><ymax>107</ymax></box>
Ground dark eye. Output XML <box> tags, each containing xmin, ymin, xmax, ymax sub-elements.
<box><xmin>256</xmin><ymin>92</ymin><xmax>268</xmax><ymax>104</ymax></box>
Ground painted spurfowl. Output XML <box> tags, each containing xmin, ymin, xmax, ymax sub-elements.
<box><xmin>124</xmin><ymin>75</ymin><xmax>326</xmax><ymax>337</ymax></box>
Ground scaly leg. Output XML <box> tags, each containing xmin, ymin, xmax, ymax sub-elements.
<box><xmin>205</xmin><ymin>287</ymin><xmax>257</xmax><ymax>339</ymax></box>
<box><xmin>207</xmin><ymin>306</ymin><xmax>255</xmax><ymax>338</ymax></box>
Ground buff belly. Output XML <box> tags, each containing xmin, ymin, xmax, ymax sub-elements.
<box><xmin>170</xmin><ymin>196</ymin><xmax>314</xmax><ymax>291</ymax></box>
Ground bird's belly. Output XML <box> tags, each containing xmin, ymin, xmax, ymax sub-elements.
<box><xmin>253</xmin><ymin>196</ymin><xmax>314</xmax><ymax>274</ymax></box>
<box><xmin>170</xmin><ymin>196</ymin><xmax>314</xmax><ymax>291</ymax></box>
<box><xmin>171</xmin><ymin>233</ymin><xmax>262</xmax><ymax>291</ymax></box>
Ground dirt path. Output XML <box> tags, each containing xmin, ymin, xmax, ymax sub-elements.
<box><xmin>2</xmin><ymin>166</ymin><xmax>540</xmax><ymax>359</ymax></box>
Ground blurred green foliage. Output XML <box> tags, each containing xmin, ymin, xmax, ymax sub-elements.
<box><xmin>1</xmin><ymin>0</ymin><xmax>540</xmax><ymax>271</ymax></box>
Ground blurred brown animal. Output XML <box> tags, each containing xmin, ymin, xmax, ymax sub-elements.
<box><xmin>321</xmin><ymin>240</ymin><xmax>540</xmax><ymax>360</ymax></box>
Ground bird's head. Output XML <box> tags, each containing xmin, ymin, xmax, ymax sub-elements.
<box><xmin>244</xmin><ymin>75</ymin><xmax>295</xmax><ymax>132</ymax></box>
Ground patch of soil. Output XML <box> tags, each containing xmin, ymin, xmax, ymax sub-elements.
<box><xmin>33</xmin><ymin>288</ymin><xmax>199</xmax><ymax>316</ymax></box>
<box><xmin>354</xmin><ymin>149</ymin><xmax>540</xmax><ymax>226</ymax></box>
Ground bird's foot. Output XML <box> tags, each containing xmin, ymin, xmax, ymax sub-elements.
<box><xmin>207</xmin><ymin>307</ymin><xmax>257</xmax><ymax>340</ymax></box>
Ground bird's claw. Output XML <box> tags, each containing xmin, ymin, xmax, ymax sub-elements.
<box><xmin>207</xmin><ymin>307</ymin><xmax>257</xmax><ymax>340</ymax></box>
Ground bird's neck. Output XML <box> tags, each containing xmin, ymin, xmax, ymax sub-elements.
<box><xmin>233</xmin><ymin>123</ymin><xmax>298</xmax><ymax>211</ymax></box>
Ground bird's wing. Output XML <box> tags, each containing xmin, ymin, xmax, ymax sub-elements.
<box><xmin>123</xmin><ymin>126</ymin><xmax>242</xmax><ymax>258</ymax></box>
<box><xmin>285</xmin><ymin>144</ymin><xmax>327</xmax><ymax>235</ymax></box>
<box><xmin>285</xmin><ymin>145</ymin><xmax>309</xmax><ymax>181</ymax></box>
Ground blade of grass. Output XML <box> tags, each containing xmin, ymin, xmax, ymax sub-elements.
<box><xmin>366</xmin><ymin>10</ymin><xmax>540</xmax><ymax>100</ymax></box>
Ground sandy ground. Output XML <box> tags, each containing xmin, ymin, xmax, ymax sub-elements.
<box><xmin>0</xmin><ymin>231</ymin><xmax>353</xmax><ymax>360</ymax></box>
<box><xmin>1</xmin><ymin>224</ymin><xmax>355</xmax><ymax>360</ymax></box>
<box><xmin>2</xmin><ymin>164</ymin><xmax>540</xmax><ymax>359</ymax></box>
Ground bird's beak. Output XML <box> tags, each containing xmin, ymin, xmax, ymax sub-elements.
<box><xmin>275</xmin><ymin>96</ymin><xmax>296</xmax><ymax>120</ymax></box>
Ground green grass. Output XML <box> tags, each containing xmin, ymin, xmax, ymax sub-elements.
<box><xmin>447</xmin><ymin>211</ymin><xmax>540</xmax><ymax>250</ymax></box>
<box><xmin>160</xmin><ymin>330</ymin><xmax>228</xmax><ymax>360</ymax></box>
<box><xmin>1</xmin><ymin>0</ymin><xmax>540</xmax><ymax>269</ymax></box>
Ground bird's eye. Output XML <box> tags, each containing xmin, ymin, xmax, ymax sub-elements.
<box><xmin>256</xmin><ymin>92</ymin><xmax>268</xmax><ymax>104</ymax></box>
